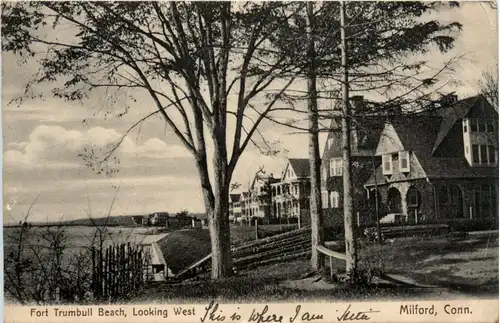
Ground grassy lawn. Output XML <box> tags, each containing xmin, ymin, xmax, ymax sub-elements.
<box><xmin>123</xmin><ymin>233</ymin><xmax>498</xmax><ymax>303</ymax></box>
<box><xmin>123</xmin><ymin>260</ymin><xmax>439</xmax><ymax>304</ymax></box>
<box><xmin>360</xmin><ymin>234</ymin><xmax>499</xmax><ymax>296</ymax></box>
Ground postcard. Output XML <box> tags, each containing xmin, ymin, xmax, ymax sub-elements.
<box><xmin>2</xmin><ymin>1</ymin><xmax>498</xmax><ymax>323</ymax></box>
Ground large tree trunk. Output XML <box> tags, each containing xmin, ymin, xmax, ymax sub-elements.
<box><xmin>340</xmin><ymin>0</ymin><xmax>358</xmax><ymax>273</ymax></box>
<box><xmin>196</xmin><ymin>152</ymin><xmax>233</xmax><ymax>279</ymax></box>
<box><xmin>209</xmin><ymin>117</ymin><xmax>233</xmax><ymax>279</ymax></box>
<box><xmin>306</xmin><ymin>2</ymin><xmax>324</xmax><ymax>271</ymax></box>
<box><xmin>209</xmin><ymin>179</ymin><xmax>233</xmax><ymax>279</ymax></box>
<box><xmin>193</xmin><ymin>101</ymin><xmax>233</xmax><ymax>279</ymax></box>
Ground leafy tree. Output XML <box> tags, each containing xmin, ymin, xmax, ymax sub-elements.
<box><xmin>269</xmin><ymin>1</ymin><xmax>463</xmax><ymax>117</ymax></box>
<box><xmin>2</xmin><ymin>2</ymin><xmax>304</xmax><ymax>279</ymax></box>
<box><xmin>478</xmin><ymin>67</ymin><xmax>498</xmax><ymax>108</ymax></box>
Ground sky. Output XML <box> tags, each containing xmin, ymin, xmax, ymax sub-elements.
<box><xmin>2</xmin><ymin>2</ymin><xmax>498</xmax><ymax>224</ymax></box>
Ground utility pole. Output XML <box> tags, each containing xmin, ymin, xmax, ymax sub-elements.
<box><xmin>306</xmin><ymin>1</ymin><xmax>324</xmax><ymax>271</ymax></box>
<box><xmin>371</xmin><ymin>154</ymin><xmax>382</xmax><ymax>244</ymax></box>
<box><xmin>340</xmin><ymin>0</ymin><xmax>358</xmax><ymax>273</ymax></box>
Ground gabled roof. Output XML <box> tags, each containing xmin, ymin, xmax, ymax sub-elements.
<box><xmin>250</xmin><ymin>173</ymin><xmax>279</xmax><ymax>190</ymax></box>
<box><xmin>390</xmin><ymin>116</ymin><xmax>442</xmax><ymax>157</ymax></box>
<box><xmin>288</xmin><ymin>158</ymin><xmax>310</xmax><ymax>178</ymax></box>
<box><xmin>364</xmin><ymin>96</ymin><xmax>499</xmax><ymax>185</ymax></box>
<box><xmin>322</xmin><ymin>116</ymin><xmax>386</xmax><ymax>162</ymax></box>
<box><xmin>430</xmin><ymin>95</ymin><xmax>485</xmax><ymax>154</ymax></box>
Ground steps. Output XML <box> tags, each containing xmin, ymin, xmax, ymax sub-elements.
<box><xmin>174</xmin><ymin>227</ymin><xmax>312</xmax><ymax>279</ymax></box>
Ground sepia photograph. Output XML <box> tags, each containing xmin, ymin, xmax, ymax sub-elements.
<box><xmin>1</xmin><ymin>1</ymin><xmax>498</xmax><ymax>321</ymax></box>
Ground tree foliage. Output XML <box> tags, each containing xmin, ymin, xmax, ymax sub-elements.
<box><xmin>478</xmin><ymin>67</ymin><xmax>499</xmax><ymax>108</ymax></box>
<box><xmin>270</xmin><ymin>1</ymin><xmax>462</xmax><ymax>116</ymax></box>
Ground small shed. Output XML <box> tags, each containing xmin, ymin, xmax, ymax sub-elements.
<box><xmin>138</xmin><ymin>229</ymin><xmax>211</xmax><ymax>281</ymax></box>
<box><xmin>137</xmin><ymin>233</ymin><xmax>174</xmax><ymax>281</ymax></box>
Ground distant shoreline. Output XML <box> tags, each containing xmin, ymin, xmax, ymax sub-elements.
<box><xmin>3</xmin><ymin>223</ymin><xmax>140</xmax><ymax>228</ymax></box>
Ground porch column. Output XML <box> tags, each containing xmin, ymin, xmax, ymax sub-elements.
<box><xmin>400</xmin><ymin>185</ymin><xmax>409</xmax><ymax>219</ymax></box>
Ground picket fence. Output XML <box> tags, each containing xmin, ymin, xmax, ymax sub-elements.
<box><xmin>91</xmin><ymin>242</ymin><xmax>150</xmax><ymax>300</ymax></box>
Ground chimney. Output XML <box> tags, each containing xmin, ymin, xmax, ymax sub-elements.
<box><xmin>350</xmin><ymin>95</ymin><xmax>364</xmax><ymax>114</ymax></box>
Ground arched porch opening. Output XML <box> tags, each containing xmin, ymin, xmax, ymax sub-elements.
<box><xmin>387</xmin><ymin>187</ymin><xmax>402</xmax><ymax>214</ymax></box>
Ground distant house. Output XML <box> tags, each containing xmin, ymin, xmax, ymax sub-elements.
<box><xmin>320</xmin><ymin>97</ymin><xmax>386</xmax><ymax>226</ymax></box>
<box><xmin>150</xmin><ymin>212</ymin><xmax>169</xmax><ymax>226</ymax></box>
<box><xmin>271</xmin><ymin>158</ymin><xmax>311</xmax><ymax>226</ymax></box>
<box><xmin>229</xmin><ymin>194</ymin><xmax>242</xmax><ymax>222</ymax></box>
<box><xmin>132</xmin><ymin>216</ymin><xmax>145</xmax><ymax>226</ymax></box>
<box><xmin>165</xmin><ymin>213</ymin><xmax>193</xmax><ymax>229</ymax></box>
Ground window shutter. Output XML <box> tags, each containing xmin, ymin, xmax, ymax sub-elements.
<box><xmin>399</xmin><ymin>151</ymin><xmax>410</xmax><ymax>173</ymax></box>
<box><xmin>382</xmin><ymin>154</ymin><xmax>393</xmax><ymax>175</ymax></box>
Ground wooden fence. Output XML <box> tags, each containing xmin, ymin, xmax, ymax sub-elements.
<box><xmin>91</xmin><ymin>243</ymin><xmax>150</xmax><ymax>301</ymax></box>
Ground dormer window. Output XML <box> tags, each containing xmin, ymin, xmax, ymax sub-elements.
<box><xmin>488</xmin><ymin>145</ymin><xmax>497</xmax><ymax>164</ymax></box>
<box><xmin>468</xmin><ymin>118</ymin><xmax>496</xmax><ymax>133</ymax></box>
<box><xmin>399</xmin><ymin>151</ymin><xmax>410</xmax><ymax>173</ymax></box>
<box><xmin>382</xmin><ymin>154</ymin><xmax>393</xmax><ymax>175</ymax></box>
<box><xmin>472</xmin><ymin>145</ymin><xmax>480</xmax><ymax>163</ymax></box>
<box><xmin>472</xmin><ymin>144</ymin><xmax>498</xmax><ymax>165</ymax></box>
<box><xmin>471</xmin><ymin>120</ymin><xmax>478</xmax><ymax>132</ymax></box>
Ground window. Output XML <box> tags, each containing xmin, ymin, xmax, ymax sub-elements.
<box><xmin>480</xmin><ymin>145</ymin><xmax>488</xmax><ymax>164</ymax></box>
<box><xmin>486</xmin><ymin>121</ymin><xmax>495</xmax><ymax>133</ymax></box>
<box><xmin>465</xmin><ymin>145</ymin><xmax>469</xmax><ymax>154</ymax></box>
<box><xmin>399</xmin><ymin>151</ymin><xmax>410</xmax><ymax>173</ymax></box>
<box><xmin>335</xmin><ymin>158</ymin><xmax>343</xmax><ymax>176</ymax></box>
<box><xmin>463</xmin><ymin>121</ymin><xmax>467</xmax><ymax>133</ymax></box>
<box><xmin>330</xmin><ymin>158</ymin><xmax>343</xmax><ymax>176</ymax></box>
<box><xmin>470</xmin><ymin>119</ymin><xmax>478</xmax><ymax>132</ymax></box>
<box><xmin>488</xmin><ymin>145</ymin><xmax>497</xmax><ymax>164</ymax></box>
<box><xmin>479</xmin><ymin>121</ymin><xmax>487</xmax><ymax>133</ymax></box>
<box><xmin>450</xmin><ymin>185</ymin><xmax>462</xmax><ymax>204</ymax></box>
<box><xmin>330</xmin><ymin>191</ymin><xmax>339</xmax><ymax>208</ymax></box>
<box><xmin>382</xmin><ymin>154</ymin><xmax>393</xmax><ymax>175</ymax></box>
<box><xmin>407</xmin><ymin>187</ymin><xmax>421</xmax><ymax>207</ymax></box>
<box><xmin>329</xmin><ymin>159</ymin><xmax>335</xmax><ymax>176</ymax></box>
<box><xmin>472</xmin><ymin>145</ymin><xmax>480</xmax><ymax>163</ymax></box>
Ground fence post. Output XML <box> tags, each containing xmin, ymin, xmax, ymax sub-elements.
<box><xmin>91</xmin><ymin>247</ymin><xmax>96</xmax><ymax>298</ymax></box>
<box><xmin>255</xmin><ymin>219</ymin><xmax>258</xmax><ymax>240</ymax></box>
<box><xmin>329</xmin><ymin>256</ymin><xmax>333</xmax><ymax>281</ymax></box>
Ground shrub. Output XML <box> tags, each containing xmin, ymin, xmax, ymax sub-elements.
<box><xmin>338</xmin><ymin>259</ymin><xmax>384</xmax><ymax>291</ymax></box>
<box><xmin>364</xmin><ymin>227</ymin><xmax>384</xmax><ymax>243</ymax></box>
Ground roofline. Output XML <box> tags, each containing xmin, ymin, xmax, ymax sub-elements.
<box><xmin>427</xmin><ymin>175</ymin><xmax>499</xmax><ymax>180</ymax></box>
